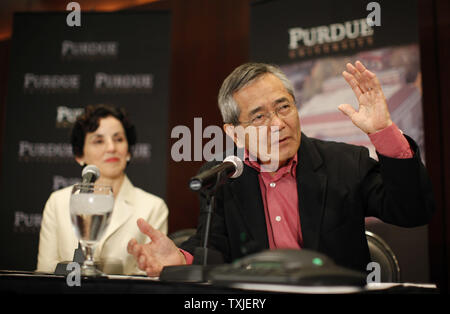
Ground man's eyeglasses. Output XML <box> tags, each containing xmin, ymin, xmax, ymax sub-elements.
<box><xmin>239</xmin><ymin>101</ymin><xmax>297</xmax><ymax>126</ymax></box>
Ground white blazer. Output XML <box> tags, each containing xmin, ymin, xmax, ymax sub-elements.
<box><xmin>36</xmin><ymin>176</ymin><xmax>168</xmax><ymax>275</ymax></box>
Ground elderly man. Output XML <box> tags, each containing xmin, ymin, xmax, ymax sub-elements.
<box><xmin>128</xmin><ymin>61</ymin><xmax>435</xmax><ymax>276</ymax></box>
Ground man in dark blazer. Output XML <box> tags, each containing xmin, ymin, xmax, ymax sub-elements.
<box><xmin>127</xmin><ymin>61</ymin><xmax>435</xmax><ymax>275</ymax></box>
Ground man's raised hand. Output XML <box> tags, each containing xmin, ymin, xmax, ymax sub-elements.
<box><xmin>339</xmin><ymin>60</ymin><xmax>393</xmax><ymax>134</ymax></box>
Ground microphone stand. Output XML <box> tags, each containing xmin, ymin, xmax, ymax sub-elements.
<box><xmin>159</xmin><ymin>171</ymin><xmax>225</xmax><ymax>282</ymax></box>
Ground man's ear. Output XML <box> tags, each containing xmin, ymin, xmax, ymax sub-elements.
<box><xmin>224</xmin><ymin>123</ymin><xmax>246</xmax><ymax>148</ymax></box>
<box><xmin>223</xmin><ymin>124</ymin><xmax>238</xmax><ymax>146</ymax></box>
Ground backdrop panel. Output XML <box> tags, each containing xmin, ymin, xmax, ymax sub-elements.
<box><xmin>0</xmin><ymin>11</ymin><xmax>171</xmax><ymax>271</ymax></box>
<box><xmin>250</xmin><ymin>0</ymin><xmax>430</xmax><ymax>282</ymax></box>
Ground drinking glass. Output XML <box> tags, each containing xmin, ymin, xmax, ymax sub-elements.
<box><xmin>70</xmin><ymin>183</ymin><xmax>114</xmax><ymax>277</ymax></box>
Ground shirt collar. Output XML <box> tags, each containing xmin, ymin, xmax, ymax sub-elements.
<box><xmin>244</xmin><ymin>149</ymin><xmax>298</xmax><ymax>178</ymax></box>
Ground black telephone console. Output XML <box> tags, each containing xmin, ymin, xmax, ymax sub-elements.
<box><xmin>208</xmin><ymin>249</ymin><xmax>366</xmax><ymax>286</ymax></box>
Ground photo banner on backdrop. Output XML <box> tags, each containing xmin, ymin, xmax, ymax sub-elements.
<box><xmin>0</xmin><ymin>11</ymin><xmax>171</xmax><ymax>271</ymax></box>
<box><xmin>251</xmin><ymin>0</ymin><xmax>423</xmax><ymax>161</ymax></box>
<box><xmin>250</xmin><ymin>0</ymin><xmax>430</xmax><ymax>283</ymax></box>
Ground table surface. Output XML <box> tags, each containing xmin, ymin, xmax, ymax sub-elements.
<box><xmin>0</xmin><ymin>270</ymin><xmax>439</xmax><ymax>295</ymax></box>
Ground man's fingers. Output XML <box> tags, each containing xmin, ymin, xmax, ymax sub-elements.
<box><xmin>127</xmin><ymin>238</ymin><xmax>137</xmax><ymax>254</ymax></box>
<box><xmin>342</xmin><ymin>71</ymin><xmax>363</xmax><ymax>99</ymax></box>
<box><xmin>132</xmin><ymin>243</ymin><xmax>143</xmax><ymax>258</ymax></box>
<box><xmin>145</xmin><ymin>261</ymin><xmax>163</xmax><ymax>277</ymax></box>
<box><xmin>138</xmin><ymin>254</ymin><xmax>148</xmax><ymax>270</ymax></box>
<box><xmin>347</xmin><ymin>61</ymin><xmax>374</xmax><ymax>92</ymax></box>
<box><xmin>137</xmin><ymin>252</ymin><xmax>162</xmax><ymax>277</ymax></box>
<box><xmin>355</xmin><ymin>60</ymin><xmax>381</xmax><ymax>92</ymax></box>
<box><xmin>128</xmin><ymin>239</ymin><xmax>143</xmax><ymax>259</ymax></box>
<box><xmin>366</xmin><ymin>71</ymin><xmax>382</xmax><ymax>92</ymax></box>
<box><xmin>338</xmin><ymin>104</ymin><xmax>357</xmax><ymax>120</ymax></box>
<box><xmin>346</xmin><ymin>62</ymin><xmax>357</xmax><ymax>75</ymax></box>
<box><xmin>137</xmin><ymin>218</ymin><xmax>162</xmax><ymax>242</ymax></box>
<box><xmin>346</xmin><ymin>63</ymin><xmax>367</xmax><ymax>91</ymax></box>
<box><xmin>355</xmin><ymin>60</ymin><xmax>367</xmax><ymax>73</ymax></box>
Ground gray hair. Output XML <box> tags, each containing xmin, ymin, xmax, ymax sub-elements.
<box><xmin>218</xmin><ymin>62</ymin><xmax>295</xmax><ymax>125</ymax></box>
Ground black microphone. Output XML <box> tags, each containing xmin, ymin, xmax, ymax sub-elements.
<box><xmin>189</xmin><ymin>155</ymin><xmax>243</xmax><ymax>191</ymax></box>
<box><xmin>81</xmin><ymin>164</ymin><xmax>100</xmax><ymax>185</ymax></box>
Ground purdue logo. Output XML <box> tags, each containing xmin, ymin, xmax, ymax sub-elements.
<box><xmin>287</xmin><ymin>16</ymin><xmax>375</xmax><ymax>59</ymax></box>
<box><xmin>288</xmin><ymin>19</ymin><xmax>374</xmax><ymax>49</ymax></box>
<box><xmin>13</xmin><ymin>211</ymin><xmax>42</xmax><ymax>233</ymax></box>
<box><xmin>94</xmin><ymin>73</ymin><xmax>154</xmax><ymax>93</ymax></box>
<box><xmin>23</xmin><ymin>73</ymin><xmax>80</xmax><ymax>93</ymax></box>
<box><xmin>18</xmin><ymin>141</ymin><xmax>73</xmax><ymax>162</ymax></box>
<box><xmin>56</xmin><ymin>106</ymin><xmax>84</xmax><ymax>128</ymax></box>
<box><xmin>61</xmin><ymin>41</ymin><xmax>119</xmax><ymax>60</ymax></box>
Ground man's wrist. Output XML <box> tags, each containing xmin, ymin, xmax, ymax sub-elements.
<box><xmin>368</xmin><ymin>119</ymin><xmax>393</xmax><ymax>135</ymax></box>
<box><xmin>179</xmin><ymin>249</ymin><xmax>193</xmax><ymax>265</ymax></box>
<box><xmin>368</xmin><ymin>122</ymin><xmax>413</xmax><ymax>158</ymax></box>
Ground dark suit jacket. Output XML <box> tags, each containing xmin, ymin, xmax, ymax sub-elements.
<box><xmin>180</xmin><ymin>133</ymin><xmax>436</xmax><ymax>272</ymax></box>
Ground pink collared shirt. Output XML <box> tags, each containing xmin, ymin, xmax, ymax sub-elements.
<box><xmin>245</xmin><ymin>151</ymin><xmax>302</xmax><ymax>249</ymax></box>
<box><xmin>180</xmin><ymin>123</ymin><xmax>413</xmax><ymax>263</ymax></box>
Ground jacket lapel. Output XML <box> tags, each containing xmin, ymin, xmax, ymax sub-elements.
<box><xmin>96</xmin><ymin>176</ymin><xmax>134</xmax><ymax>253</ymax></box>
<box><xmin>296</xmin><ymin>134</ymin><xmax>327</xmax><ymax>251</ymax></box>
<box><xmin>226</xmin><ymin>134</ymin><xmax>327</xmax><ymax>252</ymax></box>
<box><xmin>229</xmin><ymin>165</ymin><xmax>269</xmax><ymax>250</ymax></box>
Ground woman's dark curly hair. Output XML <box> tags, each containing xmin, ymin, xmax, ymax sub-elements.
<box><xmin>71</xmin><ymin>104</ymin><xmax>137</xmax><ymax>158</ymax></box>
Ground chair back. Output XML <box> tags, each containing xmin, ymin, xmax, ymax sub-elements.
<box><xmin>169</xmin><ymin>228</ymin><xmax>197</xmax><ymax>247</ymax></box>
<box><xmin>366</xmin><ymin>230</ymin><xmax>401</xmax><ymax>282</ymax></box>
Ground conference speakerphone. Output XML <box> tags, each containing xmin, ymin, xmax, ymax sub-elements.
<box><xmin>207</xmin><ymin>249</ymin><xmax>367</xmax><ymax>287</ymax></box>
